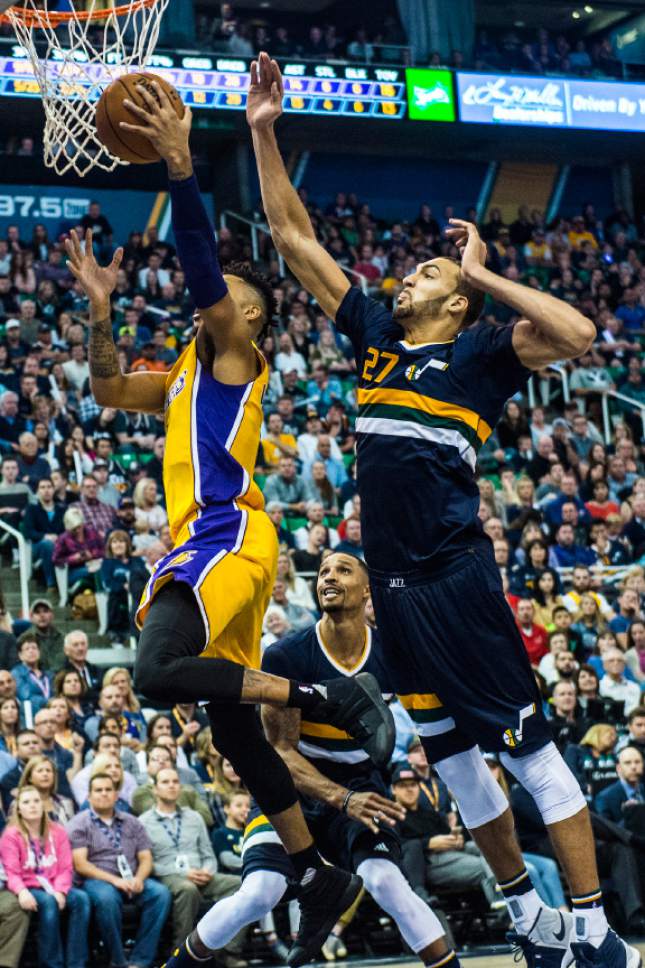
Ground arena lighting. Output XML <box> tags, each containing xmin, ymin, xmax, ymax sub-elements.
<box><xmin>572</xmin><ymin>10</ymin><xmax>581</xmax><ymax>19</ymax></box>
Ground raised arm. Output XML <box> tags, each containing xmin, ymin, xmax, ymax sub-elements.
<box><xmin>120</xmin><ymin>82</ymin><xmax>256</xmax><ymax>382</ymax></box>
<box><xmin>446</xmin><ymin>219</ymin><xmax>596</xmax><ymax>369</ymax></box>
<box><xmin>64</xmin><ymin>229</ymin><xmax>166</xmax><ymax>413</ymax></box>
<box><xmin>247</xmin><ymin>53</ymin><xmax>350</xmax><ymax>320</ymax></box>
<box><xmin>261</xmin><ymin>704</ymin><xmax>403</xmax><ymax>834</ymax></box>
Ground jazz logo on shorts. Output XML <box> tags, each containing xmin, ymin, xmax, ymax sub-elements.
<box><xmin>503</xmin><ymin>703</ymin><xmax>537</xmax><ymax>749</ymax></box>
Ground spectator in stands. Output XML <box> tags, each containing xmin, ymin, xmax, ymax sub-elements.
<box><xmin>292</xmin><ymin>521</ymin><xmax>328</xmax><ymax>573</ymax></box>
<box><xmin>549</xmin><ymin>522</ymin><xmax>597</xmax><ymax>569</ymax></box>
<box><xmin>0</xmin><ymin>458</ymin><xmax>31</xmax><ymax>551</ymax></box>
<box><xmin>17</xmin><ymin>755</ymin><xmax>74</xmax><ymax>825</ymax></box>
<box><xmin>276</xmin><ymin>551</ymin><xmax>316</xmax><ymax>612</ymax></box>
<box><xmin>59</xmin><ymin>629</ymin><xmax>100</xmax><ymax>702</ymax></box>
<box><xmin>0</xmin><ymin>856</ymin><xmax>30</xmax><ymax>968</ymax></box>
<box><xmin>102</xmin><ymin>667</ymin><xmax>147</xmax><ymax>745</ymax></box>
<box><xmin>52</xmin><ymin>507</ymin><xmax>103</xmax><ymax>590</ymax></box>
<box><xmin>334</xmin><ymin>516</ymin><xmax>364</xmax><ymax>559</ymax></box>
<box><xmin>562</xmin><ymin>564</ymin><xmax>614</xmax><ymax>619</ymax></box>
<box><xmin>0</xmin><ymin>696</ymin><xmax>19</xmax><ymax>757</ymax></box>
<box><xmin>262</xmin><ymin>455</ymin><xmax>308</xmax><ymax>516</ymax></box>
<box><xmin>531</xmin><ymin>568</ymin><xmax>564</xmax><ymax>628</ymax></box>
<box><xmin>68</xmin><ymin>772</ymin><xmax>171</xmax><ymax>968</ymax></box>
<box><xmin>16</xmin><ymin>433</ymin><xmax>50</xmax><ymax>492</ymax></box>
<box><xmin>83</xmin><ymin>684</ymin><xmax>128</xmax><ymax>744</ymax></box>
<box><xmin>261</xmin><ymin>412</ymin><xmax>298</xmax><ymax>470</ymax></box>
<box><xmin>265</xmin><ymin>500</ymin><xmax>295</xmax><ymax>549</ymax></box>
<box><xmin>32</xmin><ymin>706</ymin><xmax>81</xmax><ymax>801</ymax></box>
<box><xmin>73</xmin><ymin>475</ymin><xmax>116</xmax><ymax>540</ymax></box>
<box><xmin>131</xmin><ymin>745</ymin><xmax>212</xmax><ymax>827</ymax></box>
<box><xmin>168</xmin><ymin>701</ymin><xmax>208</xmax><ymax>760</ymax></box>
<box><xmin>270</xmin><ymin>576</ymin><xmax>315</xmax><ymax>630</ymax></box>
<box><xmin>625</xmin><ymin>622</ymin><xmax>645</xmax><ymax>684</ymax></box>
<box><xmin>140</xmin><ymin>766</ymin><xmax>247</xmax><ymax>954</ymax></box>
<box><xmin>81</xmin><ymin>752</ymin><xmax>134</xmax><ymax>812</ymax></box>
<box><xmin>599</xmin><ymin>649</ymin><xmax>642</xmax><ymax>716</ymax></box>
<box><xmin>0</xmin><ymin>730</ymin><xmax>42</xmax><ymax>812</ymax></box>
<box><xmin>571</xmin><ymin>593</ymin><xmax>606</xmax><ymax>653</ymax></box>
<box><xmin>564</xmin><ymin>723</ymin><xmax>619</xmax><ymax>802</ymax></box>
<box><xmin>0</xmin><ymin>784</ymin><xmax>90</xmax><ymax>968</ymax></box>
<box><xmin>11</xmin><ymin>635</ymin><xmax>52</xmax><ymax>713</ymax></box>
<box><xmin>22</xmin><ymin>478</ymin><xmax>65</xmax><ymax>595</ymax></box>
<box><xmin>595</xmin><ymin>746</ymin><xmax>645</xmax><ymax>824</ymax></box>
<box><xmin>548</xmin><ymin>680</ymin><xmax>593</xmax><ymax>751</ymax></box>
<box><xmin>71</xmin><ymin>731</ymin><xmax>136</xmax><ymax>804</ymax></box>
<box><xmin>211</xmin><ymin>789</ymin><xmax>250</xmax><ymax>874</ymax></box>
<box><xmin>391</xmin><ymin>763</ymin><xmax>504</xmax><ymax>910</ymax></box>
<box><xmin>515</xmin><ymin>598</ymin><xmax>549</xmax><ymax>666</ymax></box>
<box><xmin>25</xmin><ymin>599</ymin><xmax>64</xmax><ymax>670</ymax></box>
<box><xmin>623</xmin><ymin>493</ymin><xmax>645</xmax><ymax>559</ymax></box>
<box><xmin>100</xmin><ymin>530</ymin><xmax>148</xmax><ymax>641</ymax></box>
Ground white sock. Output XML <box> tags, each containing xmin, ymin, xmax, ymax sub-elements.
<box><xmin>197</xmin><ymin>870</ymin><xmax>287</xmax><ymax>951</ymax></box>
<box><xmin>573</xmin><ymin>903</ymin><xmax>609</xmax><ymax>948</ymax></box>
<box><xmin>499</xmin><ymin>870</ymin><xmax>543</xmax><ymax>935</ymax></box>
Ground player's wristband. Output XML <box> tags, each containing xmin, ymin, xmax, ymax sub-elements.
<box><xmin>169</xmin><ymin>175</ymin><xmax>228</xmax><ymax>310</ymax></box>
<box><xmin>341</xmin><ymin>790</ymin><xmax>356</xmax><ymax>813</ymax></box>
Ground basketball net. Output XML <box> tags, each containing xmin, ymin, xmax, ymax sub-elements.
<box><xmin>2</xmin><ymin>1</ymin><xmax>170</xmax><ymax>176</ymax></box>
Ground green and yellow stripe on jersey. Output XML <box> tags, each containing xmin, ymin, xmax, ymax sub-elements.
<box><xmin>356</xmin><ymin>386</ymin><xmax>492</xmax><ymax>472</ymax></box>
<box><xmin>398</xmin><ymin>692</ymin><xmax>456</xmax><ymax>737</ymax></box>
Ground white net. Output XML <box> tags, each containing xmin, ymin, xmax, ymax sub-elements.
<box><xmin>4</xmin><ymin>0</ymin><xmax>170</xmax><ymax>177</ymax></box>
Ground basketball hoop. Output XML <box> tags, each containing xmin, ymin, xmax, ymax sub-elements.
<box><xmin>0</xmin><ymin>0</ymin><xmax>170</xmax><ymax>176</ymax></box>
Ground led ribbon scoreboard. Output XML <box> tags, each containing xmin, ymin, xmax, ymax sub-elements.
<box><xmin>0</xmin><ymin>47</ymin><xmax>407</xmax><ymax>120</ymax></box>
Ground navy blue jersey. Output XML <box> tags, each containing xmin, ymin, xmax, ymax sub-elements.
<box><xmin>262</xmin><ymin>622</ymin><xmax>392</xmax><ymax>782</ymax></box>
<box><xmin>335</xmin><ymin>287</ymin><xmax>530</xmax><ymax>573</ymax></box>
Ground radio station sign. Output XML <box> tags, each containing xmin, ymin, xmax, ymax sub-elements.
<box><xmin>405</xmin><ymin>68</ymin><xmax>456</xmax><ymax>122</ymax></box>
<box><xmin>0</xmin><ymin>50</ymin><xmax>406</xmax><ymax>120</ymax></box>
<box><xmin>456</xmin><ymin>71</ymin><xmax>645</xmax><ymax>132</ymax></box>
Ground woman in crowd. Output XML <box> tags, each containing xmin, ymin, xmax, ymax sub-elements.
<box><xmin>52</xmin><ymin>507</ymin><xmax>103</xmax><ymax>590</ymax></box>
<box><xmin>17</xmin><ymin>756</ymin><xmax>75</xmax><ymax>826</ymax></box>
<box><xmin>571</xmin><ymin>592</ymin><xmax>606</xmax><ymax>655</ymax></box>
<box><xmin>589</xmin><ymin>629</ymin><xmax>620</xmax><ymax>672</ymax></box>
<box><xmin>624</xmin><ymin>619</ymin><xmax>645</xmax><ymax>683</ymax></box>
<box><xmin>497</xmin><ymin>399</ymin><xmax>530</xmax><ymax>450</ymax></box>
<box><xmin>564</xmin><ymin>723</ymin><xmax>619</xmax><ymax>802</ymax></box>
<box><xmin>0</xmin><ymin>696</ymin><xmax>20</xmax><ymax>756</ymax></box>
<box><xmin>478</xmin><ymin>477</ymin><xmax>506</xmax><ymax>523</ymax></box>
<box><xmin>575</xmin><ymin>665</ymin><xmax>604</xmax><ymax>722</ymax></box>
<box><xmin>276</xmin><ymin>551</ymin><xmax>317</xmax><ymax>613</ymax></box>
<box><xmin>132</xmin><ymin>477</ymin><xmax>167</xmax><ymax>535</ymax></box>
<box><xmin>485</xmin><ymin>755</ymin><xmax>568</xmax><ymax>913</ymax></box>
<box><xmin>305</xmin><ymin>461</ymin><xmax>339</xmax><ymax>515</ymax></box>
<box><xmin>261</xmin><ymin>606</ymin><xmax>292</xmax><ymax>653</ymax></box>
<box><xmin>10</xmin><ymin>249</ymin><xmax>36</xmax><ymax>294</ymax></box>
<box><xmin>100</xmin><ymin>530</ymin><xmax>148</xmax><ymax>641</ymax></box>
<box><xmin>47</xmin><ymin>696</ymin><xmax>84</xmax><ymax>753</ymax></box>
<box><xmin>102</xmin><ymin>667</ymin><xmax>147</xmax><ymax>746</ymax></box>
<box><xmin>53</xmin><ymin>669</ymin><xmax>94</xmax><ymax>736</ymax></box>
<box><xmin>510</xmin><ymin>538</ymin><xmax>549</xmax><ymax>596</ymax></box>
<box><xmin>11</xmin><ymin>637</ymin><xmax>52</xmax><ymax>714</ymax></box>
<box><xmin>531</xmin><ymin>568</ymin><xmax>564</xmax><ymax>629</ymax></box>
<box><xmin>506</xmin><ymin>477</ymin><xmax>538</xmax><ymax>529</ymax></box>
<box><xmin>292</xmin><ymin>521</ymin><xmax>329</xmax><ymax>574</ymax></box>
<box><xmin>0</xmin><ymin>785</ymin><xmax>90</xmax><ymax>968</ymax></box>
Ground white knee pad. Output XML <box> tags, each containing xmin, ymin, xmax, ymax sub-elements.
<box><xmin>197</xmin><ymin>870</ymin><xmax>288</xmax><ymax>951</ymax></box>
<box><xmin>500</xmin><ymin>741</ymin><xmax>586</xmax><ymax>826</ymax></box>
<box><xmin>357</xmin><ymin>858</ymin><xmax>445</xmax><ymax>952</ymax></box>
<box><xmin>434</xmin><ymin>746</ymin><xmax>508</xmax><ymax>829</ymax></box>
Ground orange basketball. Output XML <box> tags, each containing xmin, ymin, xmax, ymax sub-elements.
<box><xmin>95</xmin><ymin>71</ymin><xmax>185</xmax><ymax>165</ymax></box>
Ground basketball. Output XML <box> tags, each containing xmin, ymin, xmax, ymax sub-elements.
<box><xmin>95</xmin><ymin>71</ymin><xmax>185</xmax><ymax>165</ymax></box>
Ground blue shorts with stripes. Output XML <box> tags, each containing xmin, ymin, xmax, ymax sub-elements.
<box><xmin>371</xmin><ymin>541</ymin><xmax>551</xmax><ymax>762</ymax></box>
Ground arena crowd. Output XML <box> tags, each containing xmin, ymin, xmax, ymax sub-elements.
<box><xmin>0</xmin><ymin>183</ymin><xmax>643</xmax><ymax>965</ymax></box>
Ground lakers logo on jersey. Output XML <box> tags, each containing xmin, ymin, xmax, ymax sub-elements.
<box><xmin>153</xmin><ymin>549</ymin><xmax>197</xmax><ymax>575</ymax></box>
<box><xmin>165</xmin><ymin>369</ymin><xmax>188</xmax><ymax>410</ymax></box>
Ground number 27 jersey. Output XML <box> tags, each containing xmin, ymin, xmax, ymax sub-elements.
<box><xmin>335</xmin><ymin>287</ymin><xmax>530</xmax><ymax>574</ymax></box>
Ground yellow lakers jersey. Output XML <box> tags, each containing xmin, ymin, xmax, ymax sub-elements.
<box><xmin>163</xmin><ymin>340</ymin><xmax>267</xmax><ymax>541</ymax></box>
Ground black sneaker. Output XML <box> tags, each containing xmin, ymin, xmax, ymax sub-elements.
<box><xmin>316</xmin><ymin>672</ymin><xmax>395</xmax><ymax>768</ymax></box>
<box><xmin>287</xmin><ymin>867</ymin><xmax>363</xmax><ymax>967</ymax></box>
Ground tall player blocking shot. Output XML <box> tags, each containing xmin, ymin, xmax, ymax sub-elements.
<box><xmin>248</xmin><ymin>51</ymin><xmax>641</xmax><ymax>968</ymax></box>
<box><xmin>65</xmin><ymin>80</ymin><xmax>395</xmax><ymax>968</ymax></box>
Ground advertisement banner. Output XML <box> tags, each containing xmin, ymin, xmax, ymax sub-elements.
<box><xmin>457</xmin><ymin>72</ymin><xmax>567</xmax><ymax>126</ymax></box>
<box><xmin>406</xmin><ymin>68</ymin><xmax>456</xmax><ymax>122</ymax></box>
<box><xmin>0</xmin><ymin>184</ymin><xmax>214</xmax><ymax>243</ymax></box>
<box><xmin>457</xmin><ymin>71</ymin><xmax>645</xmax><ymax>132</ymax></box>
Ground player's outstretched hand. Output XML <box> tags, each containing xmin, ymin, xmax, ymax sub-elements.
<box><xmin>64</xmin><ymin>229</ymin><xmax>123</xmax><ymax>309</ymax></box>
<box><xmin>247</xmin><ymin>50</ymin><xmax>284</xmax><ymax>130</ymax></box>
<box><xmin>445</xmin><ymin>218</ymin><xmax>488</xmax><ymax>285</ymax></box>
<box><xmin>120</xmin><ymin>80</ymin><xmax>193</xmax><ymax>165</ymax></box>
<box><xmin>346</xmin><ymin>790</ymin><xmax>406</xmax><ymax>834</ymax></box>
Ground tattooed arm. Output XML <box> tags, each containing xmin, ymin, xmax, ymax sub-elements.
<box><xmin>65</xmin><ymin>229</ymin><xmax>166</xmax><ymax>413</ymax></box>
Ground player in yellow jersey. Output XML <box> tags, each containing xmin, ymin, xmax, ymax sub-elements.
<box><xmin>64</xmin><ymin>81</ymin><xmax>395</xmax><ymax>968</ymax></box>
